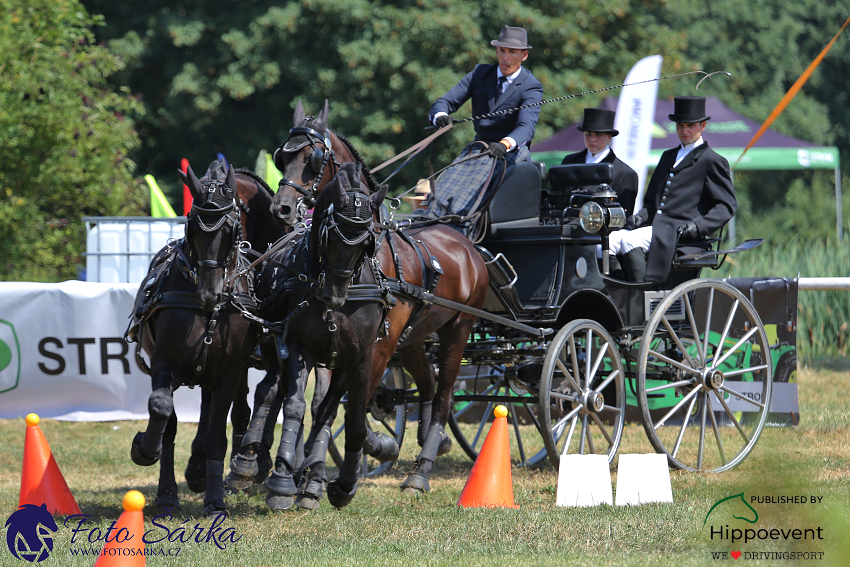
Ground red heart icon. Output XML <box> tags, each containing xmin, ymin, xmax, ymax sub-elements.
<box><xmin>731</xmin><ymin>551</ymin><xmax>742</xmax><ymax>560</ymax></box>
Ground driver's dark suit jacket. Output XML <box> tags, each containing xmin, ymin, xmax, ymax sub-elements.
<box><xmin>634</xmin><ymin>141</ymin><xmax>737</xmax><ymax>282</ymax></box>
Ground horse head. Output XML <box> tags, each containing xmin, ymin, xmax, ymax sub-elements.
<box><xmin>270</xmin><ymin>99</ymin><xmax>351</xmax><ymax>226</ymax></box>
<box><xmin>311</xmin><ymin>162</ymin><xmax>387</xmax><ymax>310</ymax></box>
<box><xmin>178</xmin><ymin>160</ymin><xmax>242</xmax><ymax>311</ymax></box>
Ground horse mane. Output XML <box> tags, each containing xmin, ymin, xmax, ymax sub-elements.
<box><xmin>234</xmin><ymin>167</ymin><xmax>275</xmax><ymax>199</ymax></box>
<box><xmin>333</xmin><ymin>131</ymin><xmax>380</xmax><ymax>194</ymax></box>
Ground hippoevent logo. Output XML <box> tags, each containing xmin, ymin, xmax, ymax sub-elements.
<box><xmin>0</xmin><ymin>319</ymin><xmax>21</xmax><ymax>393</ymax></box>
<box><xmin>705</xmin><ymin>491</ymin><xmax>826</xmax><ymax>561</ymax></box>
<box><xmin>5</xmin><ymin>504</ymin><xmax>58</xmax><ymax>562</ymax></box>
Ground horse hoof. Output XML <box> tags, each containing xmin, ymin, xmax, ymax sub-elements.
<box><xmin>184</xmin><ymin>457</ymin><xmax>207</xmax><ymax>494</ymax></box>
<box><xmin>437</xmin><ymin>433</ymin><xmax>453</xmax><ymax>456</ymax></box>
<box><xmin>202</xmin><ymin>499</ymin><xmax>227</xmax><ymax>518</ymax></box>
<box><xmin>263</xmin><ymin>470</ymin><xmax>297</xmax><ymax>496</ymax></box>
<box><xmin>224</xmin><ymin>470</ymin><xmax>254</xmax><ymax>492</ymax></box>
<box><xmin>154</xmin><ymin>492</ymin><xmax>180</xmax><ymax>512</ymax></box>
<box><xmin>368</xmin><ymin>432</ymin><xmax>400</xmax><ymax>463</ymax></box>
<box><xmin>130</xmin><ymin>432</ymin><xmax>160</xmax><ymax>466</ymax></box>
<box><xmin>265</xmin><ymin>491</ymin><xmax>296</xmax><ymax>511</ymax></box>
<box><xmin>295</xmin><ymin>477</ymin><xmax>324</xmax><ymax>510</ymax></box>
<box><xmin>400</xmin><ymin>472</ymin><xmax>431</xmax><ymax>493</ymax></box>
<box><xmin>326</xmin><ymin>476</ymin><xmax>357</xmax><ymax>509</ymax></box>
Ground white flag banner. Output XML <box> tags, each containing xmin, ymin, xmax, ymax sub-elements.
<box><xmin>613</xmin><ymin>55</ymin><xmax>663</xmax><ymax>212</ymax></box>
<box><xmin>0</xmin><ymin>281</ymin><xmax>269</xmax><ymax>422</ymax></box>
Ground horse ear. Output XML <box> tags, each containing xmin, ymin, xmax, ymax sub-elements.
<box><xmin>331</xmin><ymin>171</ymin><xmax>350</xmax><ymax>212</ymax></box>
<box><xmin>181</xmin><ymin>165</ymin><xmax>204</xmax><ymax>202</ymax></box>
<box><xmin>225</xmin><ymin>165</ymin><xmax>238</xmax><ymax>194</ymax></box>
<box><xmin>370</xmin><ymin>184</ymin><xmax>388</xmax><ymax>211</ymax></box>
<box><xmin>317</xmin><ymin>99</ymin><xmax>330</xmax><ymax>129</ymax></box>
<box><xmin>294</xmin><ymin>100</ymin><xmax>306</xmax><ymax>126</ymax></box>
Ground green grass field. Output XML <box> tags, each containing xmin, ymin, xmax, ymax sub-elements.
<box><xmin>1</xmin><ymin>367</ymin><xmax>848</xmax><ymax>567</ymax></box>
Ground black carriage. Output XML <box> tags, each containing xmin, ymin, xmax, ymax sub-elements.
<box><xmin>338</xmin><ymin>159</ymin><xmax>791</xmax><ymax>476</ymax></box>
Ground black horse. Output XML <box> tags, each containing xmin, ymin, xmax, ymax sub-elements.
<box><xmin>129</xmin><ymin>161</ymin><xmax>261</xmax><ymax>516</ymax></box>
<box><xmin>268</xmin><ymin>102</ymin><xmax>489</xmax><ymax>498</ymax></box>
<box><xmin>253</xmin><ymin>162</ymin><xmax>392</xmax><ymax>510</ymax></box>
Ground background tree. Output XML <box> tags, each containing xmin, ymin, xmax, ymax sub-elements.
<box><xmin>0</xmin><ymin>0</ymin><xmax>146</xmax><ymax>281</ymax></box>
<box><xmin>82</xmin><ymin>0</ymin><xmax>690</xmax><ymax>201</ymax></box>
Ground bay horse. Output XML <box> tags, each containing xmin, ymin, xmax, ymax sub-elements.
<box><xmin>130</xmin><ymin>161</ymin><xmax>262</xmax><ymax>516</ymax></box>
<box><xmin>254</xmin><ymin>162</ymin><xmax>390</xmax><ymax>509</ymax></box>
<box><xmin>268</xmin><ymin>101</ymin><xmax>489</xmax><ymax>500</ymax></box>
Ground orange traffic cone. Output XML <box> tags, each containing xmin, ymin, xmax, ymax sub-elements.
<box><xmin>457</xmin><ymin>405</ymin><xmax>519</xmax><ymax>508</ymax></box>
<box><xmin>19</xmin><ymin>413</ymin><xmax>81</xmax><ymax>515</ymax></box>
<box><xmin>93</xmin><ymin>490</ymin><xmax>146</xmax><ymax>567</ymax></box>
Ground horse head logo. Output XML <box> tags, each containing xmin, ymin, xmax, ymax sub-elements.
<box><xmin>703</xmin><ymin>492</ymin><xmax>759</xmax><ymax>527</ymax></box>
<box><xmin>5</xmin><ymin>504</ymin><xmax>58</xmax><ymax>562</ymax></box>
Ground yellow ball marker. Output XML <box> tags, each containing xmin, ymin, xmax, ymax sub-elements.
<box><xmin>494</xmin><ymin>405</ymin><xmax>508</xmax><ymax>418</ymax></box>
<box><xmin>25</xmin><ymin>413</ymin><xmax>40</xmax><ymax>427</ymax></box>
<box><xmin>122</xmin><ymin>490</ymin><xmax>146</xmax><ymax>512</ymax></box>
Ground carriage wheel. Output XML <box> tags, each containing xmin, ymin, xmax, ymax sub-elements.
<box><xmin>448</xmin><ymin>364</ymin><xmax>550</xmax><ymax>468</ymax></box>
<box><xmin>637</xmin><ymin>278</ymin><xmax>772</xmax><ymax>472</ymax></box>
<box><xmin>328</xmin><ymin>366</ymin><xmax>408</xmax><ymax>478</ymax></box>
<box><xmin>538</xmin><ymin>319</ymin><xmax>625</xmax><ymax>469</ymax></box>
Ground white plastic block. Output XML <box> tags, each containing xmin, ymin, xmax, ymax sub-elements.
<box><xmin>615</xmin><ymin>453</ymin><xmax>673</xmax><ymax>505</ymax></box>
<box><xmin>555</xmin><ymin>454</ymin><xmax>613</xmax><ymax>507</ymax></box>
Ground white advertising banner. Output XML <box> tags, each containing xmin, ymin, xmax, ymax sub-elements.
<box><xmin>613</xmin><ymin>54</ymin><xmax>663</xmax><ymax>212</ymax></box>
<box><xmin>0</xmin><ymin>281</ymin><xmax>266</xmax><ymax>422</ymax></box>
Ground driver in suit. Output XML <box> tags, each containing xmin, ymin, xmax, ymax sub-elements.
<box><xmin>424</xmin><ymin>25</ymin><xmax>543</xmax><ymax>222</ymax></box>
<box><xmin>608</xmin><ymin>96</ymin><xmax>737</xmax><ymax>282</ymax></box>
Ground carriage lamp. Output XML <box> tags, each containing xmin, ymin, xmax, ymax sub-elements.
<box><xmin>578</xmin><ymin>200</ymin><xmax>626</xmax><ymax>234</ymax></box>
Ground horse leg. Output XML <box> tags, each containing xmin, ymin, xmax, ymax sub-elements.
<box><xmin>327</xmin><ymin>364</ymin><xmax>370</xmax><ymax>509</ymax></box>
<box><xmin>131</xmin><ymin>365</ymin><xmax>174</xmax><ymax>467</ymax></box>
<box><xmin>401</xmin><ymin>320</ymin><xmax>472</xmax><ymax>493</ymax></box>
<box><xmin>154</xmin><ymin>410</ymin><xmax>180</xmax><ymax>511</ymax></box>
<box><xmin>202</xmin><ymin>376</ymin><xmax>242</xmax><ymax>517</ymax></box>
<box><xmin>185</xmin><ymin>387</ymin><xmax>211</xmax><ymax>494</ymax></box>
<box><xmin>226</xmin><ymin>359</ymin><xmax>280</xmax><ymax>490</ymax></box>
<box><xmin>399</xmin><ymin>343</ymin><xmax>451</xmax><ymax>456</ymax></box>
<box><xmin>264</xmin><ymin>346</ymin><xmax>310</xmax><ymax>511</ymax></box>
<box><xmin>230</xmin><ymin>368</ymin><xmax>251</xmax><ymax>462</ymax></box>
<box><xmin>295</xmin><ymin>368</ymin><xmax>339</xmax><ymax>510</ymax></box>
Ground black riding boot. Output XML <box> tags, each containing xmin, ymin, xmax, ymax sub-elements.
<box><xmin>623</xmin><ymin>249</ymin><xmax>647</xmax><ymax>282</ymax></box>
<box><xmin>605</xmin><ymin>255</ymin><xmax>625</xmax><ymax>280</ymax></box>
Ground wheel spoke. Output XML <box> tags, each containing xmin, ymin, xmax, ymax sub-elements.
<box><xmin>702</xmin><ymin>288</ymin><xmax>715</xmax><ymax>364</ymax></box>
<box><xmin>672</xmin><ymin>393</ymin><xmax>699</xmax><ymax>458</ymax></box>
<box><xmin>601</xmin><ymin>404</ymin><xmax>622</xmax><ymax>414</ymax></box>
<box><xmin>510</xmin><ymin>407</ymin><xmax>526</xmax><ymax>464</ymax></box>
<box><xmin>646</xmin><ymin>377</ymin><xmax>697</xmax><ymax>394</ymax></box>
<box><xmin>707</xmin><ymin>404</ymin><xmax>727</xmax><ymax>465</ymax></box>
<box><xmin>723</xmin><ymin>364</ymin><xmax>769</xmax><ymax>379</ymax></box>
<box><xmin>684</xmin><ymin>294</ymin><xmax>706</xmax><ymax>365</ymax></box>
<box><xmin>590</xmin><ymin>412</ymin><xmax>615</xmax><ymax>447</ymax></box>
<box><xmin>697</xmin><ymin>392</ymin><xmax>708</xmax><ymax>470</ymax></box>
<box><xmin>569</xmin><ymin>334</ymin><xmax>582</xmax><ymax>390</ymax></box>
<box><xmin>655</xmin><ymin>384</ymin><xmax>701</xmax><ymax>429</ymax></box>
<box><xmin>647</xmin><ymin>348</ymin><xmax>702</xmax><ymax>376</ymax></box>
<box><xmin>588</xmin><ymin>338</ymin><xmax>610</xmax><ymax>384</ymax></box>
<box><xmin>663</xmin><ymin>316</ymin><xmax>698</xmax><ymax>368</ymax></box>
<box><xmin>585</xmin><ymin>417</ymin><xmax>597</xmax><ymax>454</ymax></box>
<box><xmin>712</xmin><ymin>327</ymin><xmax>759</xmax><ymax>369</ymax></box>
<box><xmin>560</xmin><ymin>414</ymin><xmax>579</xmax><ymax>457</ymax></box>
<box><xmin>553</xmin><ymin>404</ymin><xmax>582</xmax><ymax>432</ymax></box>
<box><xmin>556</xmin><ymin>357</ymin><xmax>582</xmax><ymax>394</ymax></box>
<box><xmin>593</xmin><ymin>369</ymin><xmax>620</xmax><ymax>394</ymax></box>
<box><xmin>470</xmin><ymin>402</ymin><xmax>495</xmax><ymax>451</ymax></box>
<box><xmin>584</xmin><ymin>329</ymin><xmax>593</xmax><ymax>387</ymax></box>
<box><xmin>578</xmin><ymin>414</ymin><xmax>589</xmax><ymax>454</ymax></box>
<box><xmin>719</xmin><ymin>384</ymin><xmax>767</xmax><ymax>410</ymax></box>
<box><xmin>453</xmin><ymin>381</ymin><xmax>503</xmax><ymax>420</ymax></box>
<box><xmin>712</xmin><ymin>298</ymin><xmax>739</xmax><ymax>366</ymax></box>
<box><xmin>713</xmin><ymin>393</ymin><xmax>750</xmax><ymax>443</ymax></box>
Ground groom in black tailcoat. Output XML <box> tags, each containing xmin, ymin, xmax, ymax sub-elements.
<box><xmin>608</xmin><ymin>96</ymin><xmax>737</xmax><ymax>282</ymax></box>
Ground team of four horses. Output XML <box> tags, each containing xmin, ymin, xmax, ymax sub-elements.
<box><xmin>128</xmin><ymin>100</ymin><xmax>492</xmax><ymax>516</ymax></box>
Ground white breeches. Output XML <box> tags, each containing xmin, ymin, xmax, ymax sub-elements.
<box><xmin>607</xmin><ymin>226</ymin><xmax>653</xmax><ymax>255</ymax></box>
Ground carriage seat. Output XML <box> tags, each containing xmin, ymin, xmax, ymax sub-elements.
<box><xmin>487</xmin><ymin>161</ymin><xmax>546</xmax><ymax>237</ymax></box>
